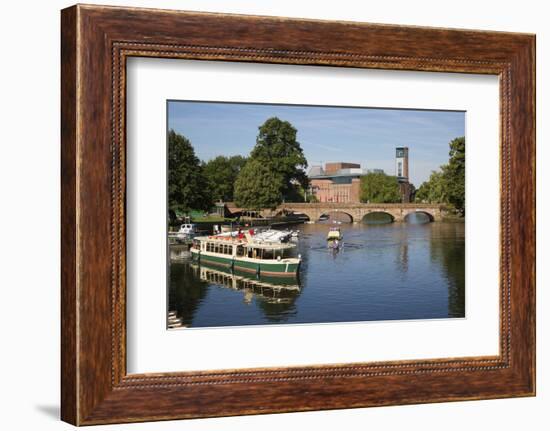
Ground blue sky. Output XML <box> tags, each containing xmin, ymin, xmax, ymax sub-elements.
<box><xmin>167</xmin><ymin>101</ymin><xmax>465</xmax><ymax>186</ymax></box>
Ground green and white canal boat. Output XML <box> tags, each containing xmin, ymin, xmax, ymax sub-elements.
<box><xmin>190</xmin><ymin>232</ymin><xmax>301</xmax><ymax>278</ymax></box>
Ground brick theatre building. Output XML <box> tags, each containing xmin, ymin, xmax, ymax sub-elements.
<box><xmin>308</xmin><ymin>162</ymin><xmax>384</xmax><ymax>203</ymax></box>
<box><xmin>307</xmin><ymin>147</ymin><xmax>413</xmax><ymax>203</ymax></box>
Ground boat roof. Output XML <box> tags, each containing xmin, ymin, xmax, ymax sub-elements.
<box><xmin>194</xmin><ymin>235</ymin><xmax>296</xmax><ymax>250</ymax></box>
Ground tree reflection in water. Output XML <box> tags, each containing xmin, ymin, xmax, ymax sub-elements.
<box><xmin>429</xmin><ymin>222</ymin><xmax>465</xmax><ymax>317</ymax></box>
<box><xmin>169</xmin><ymin>262</ymin><xmax>303</xmax><ymax>327</ymax></box>
<box><xmin>168</xmin><ymin>263</ymin><xmax>210</xmax><ymax>328</ymax></box>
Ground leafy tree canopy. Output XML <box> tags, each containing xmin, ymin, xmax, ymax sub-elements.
<box><xmin>249</xmin><ymin>117</ymin><xmax>308</xmax><ymax>196</ymax></box>
<box><xmin>168</xmin><ymin>130</ymin><xmax>212</xmax><ymax>213</ymax></box>
<box><xmin>445</xmin><ymin>136</ymin><xmax>465</xmax><ymax>214</ymax></box>
<box><xmin>203</xmin><ymin>155</ymin><xmax>247</xmax><ymax>202</ymax></box>
<box><xmin>416</xmin><ymin>171</ymin><xmax>448</xmax><ymax>203</ymax></box>
<box><xmin>233</xmin><ymin>117</ymin><xmax>308</xmax><ymax>209</ymax></box>
<box><xmin>416</xmin><ymin>136</ymin><xmax>465</xmax><ymax>215</ymax></box>
<box><xmin>234</xmin><ymin>159</ymin><xmax>284</xmax><ymax>210</ymax></box>
<box><xmin>359</xmin><ymin>173</ymin><xmax>401</xmax><ymax>203</ymax></box>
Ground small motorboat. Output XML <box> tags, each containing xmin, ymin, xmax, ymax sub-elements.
<box><xmin>176</xmin><ymin>223</ymin><xmax>197</xmax><ymax>241</ymax></box>
<box><xmin>327</xmin><ymin>227</ymin><xmax>343</xmax><ymax>250</ymax></box>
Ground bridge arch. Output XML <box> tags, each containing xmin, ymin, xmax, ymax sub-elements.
<box><xmin>319</xmin><ymin>211</ymin><xmax>354</xmax><ymax>223</ymax></box>
<box><xmin>404</xmin><ymin>211</ymin><xmax>434</xmax><ymax>223</ymax></box>
<box><xmin>362</xmin><ymin>211</ymin><xmax>395</xmax><ymax>224</ymax></box>
<box><xmin>287</xmin><ymin>211</ymin><xmax>312</xmax><ymax>222</ymax></box>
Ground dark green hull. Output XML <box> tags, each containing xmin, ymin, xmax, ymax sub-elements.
<box><xmin>194</xmin><ymin>261</ymin><xmax>301</xmax><ymax>289</ymax></box>
<box><xmin>190</xmin><ymin>249</ymin><xmax>300</xmax><ymax>277</ymax></box>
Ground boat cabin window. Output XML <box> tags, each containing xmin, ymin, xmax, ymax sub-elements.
<box><xmin>207</xmin><ymin>242</ymin><xmax>234</xmax><ymax>255</ymax></box>
<box><xmin>236</xmin><ymin>245</ymin><xmax>244</xmax><ymax>256</ymax></box>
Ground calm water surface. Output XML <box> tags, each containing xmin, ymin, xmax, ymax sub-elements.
<box><xmin>168</xmin><ymin>221</ymin><xmax>465</xmax><ymax>328</ymax></box>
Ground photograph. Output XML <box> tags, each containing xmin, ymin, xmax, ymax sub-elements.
<box><xmin>166</xmin><ymin>101</ymin><xmax>466</xmax><ymax>329</ymax></box>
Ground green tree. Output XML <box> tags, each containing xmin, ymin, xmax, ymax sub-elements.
<box><xmin>249</xmin><ymin>117</ymin><xmax>308</xmax><ymax>198</ymax></box>
<box><xmin>416</xmin><ymin>171</ymin><xmax>448</xmax><ymax>203</ymax></box>
<box><xmin>415</xmin><ymin>136</ymin><xmax>465</xmax><ymax>216</ymax></box>
<box><xmin>168</xmin><ymin>130</ymin><xmax>212</xmax><ymax>213</ymax></box>
<box><xmin>284</xmin><ymin>183</ymin><xmax>312</xmax><ymax>203</ymax></box>
<box><xmin>359</xmin><ymin>173</ymin><xmax>401</xmax><ymax>203</ymax></box>
<box><xmin>203</xmin><ymin>155</ymin><xmax>247</xmax><ymax>202</ymax></box>
<box><xmin>234</xmin><ymin>159</ymin><xmax>284</xmax><ymax>209</ymax></box>
<box><xmin>444</xmin><ymin>137</ymin><xmax>465</xmax><ymax>215</ymax></box>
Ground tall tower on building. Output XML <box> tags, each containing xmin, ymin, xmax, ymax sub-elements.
<box><xmin>395</xmin><ymin>147</ymin><xmax>409</xmax><ymax>183</ymax></box>
<box><xmin>395</xmin><ymin>147</ymin><xmax>413</xmax><ymax>203</ymax></box>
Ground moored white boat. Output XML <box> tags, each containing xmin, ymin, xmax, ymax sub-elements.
<box><xmin>176</xmin><ymin>223</ymin><xmax>197</xmax><ymax>240</ymax></box>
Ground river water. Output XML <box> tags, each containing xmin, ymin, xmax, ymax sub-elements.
<box><xmin>168</xmin><ymin>221</ymin><xmax>465</xmax><ymax>328</ymax></box>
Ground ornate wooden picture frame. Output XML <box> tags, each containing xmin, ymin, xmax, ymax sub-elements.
<box><xmin>61</xmin><ymin>4</ymin><xmax>535</xmax><ymax>425</ymax></box>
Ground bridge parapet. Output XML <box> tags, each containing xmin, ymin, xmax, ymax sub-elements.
<box><xmin>224</xmin><ymin>202</ymin><xmax>448</xmax><ymax>222</ymax></box>
<box><xmin>276</xmin><ymin>203</ymin><xmax>447</xmax><ymax>222</ymax></box>
<box><xmin>278</xmin><ymin>202</ymin><xmax>445</xmax><ymax>209</ymax></box>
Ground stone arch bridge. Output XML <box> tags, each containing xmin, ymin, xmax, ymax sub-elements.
<box><xmin>272</xmin><ymin>203</ymin><xmax>447</xmax><ymax>223</ymax></box>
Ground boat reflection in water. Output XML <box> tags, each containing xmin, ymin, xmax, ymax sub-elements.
<box><xmin>191</xmin><ymin>262</ymin><xmax>301</xmax><ymax>306</ymax></box>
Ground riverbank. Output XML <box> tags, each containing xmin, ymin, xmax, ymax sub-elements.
<box><xmin>170</xmin><ymin>215</ymin><xmax>306</xmax><ymax>235</ymax></box>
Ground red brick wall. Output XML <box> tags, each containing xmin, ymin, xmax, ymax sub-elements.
<box><xmin>311</xmin><ymin>178</ymin><xmax>362</xmax><ymax>203</ymax></box>
<box><xmin>351</xmin><ymin>178</ymin><xmax>361</xmax><ymax>202</ymax></box>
